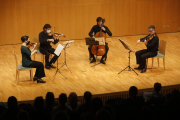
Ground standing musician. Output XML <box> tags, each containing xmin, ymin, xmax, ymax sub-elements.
<box><xmin>135</xmin><ymin>25</ymin><xmax>159</xmax><ymax>73</ymax></box>
<box><xmin>88</xmin><ymin>17</ymin><xmax>112</xmax><ymax>64</ymax></box>
<box><xmin>39</xmin><ymin>24</ymin><xmax>65</xmax><ymax>69</ymax></box>
<box><xmin>21</xmin><ymin>35</ymin><xmax>46</xmax><ymax>83</ymax></box>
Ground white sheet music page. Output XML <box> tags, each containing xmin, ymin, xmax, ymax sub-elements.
<box><xmin>54</xmin><ymin>44</ymin><xmax>64</xmax><ymax>56</ymax></box>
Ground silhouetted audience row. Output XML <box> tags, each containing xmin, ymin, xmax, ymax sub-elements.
<box><xmin>1</xmin><ymin>82</ymin><xmax>180</xmax><ymax>120</ymax></box>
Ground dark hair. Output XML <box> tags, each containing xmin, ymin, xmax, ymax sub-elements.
<box><xmin>69</xmin><ymin>92</ymin><xmax>78</xmax><ymax>110</ymax></box>
<box><xmin>45</xmin><ymin>92</ymin><xmax>55</xmax><ymax>106</ymax></box>
<box><xmin>51</xmin><ymin>111</ymin><xmax>69</xmax><ymax>120</ymax></box>
<box><xmin>96</xmin><ymin>17</ymin><xmax>103</xmax><ymax>23</ymax></box>
<box><xmin>91</xmin><ymin>97</ymin><xmax>103</xmax><ymax>112</ymax></box>
<box><xmin>17</xmin><ymin>110</ymin><xmax>29</xmax><ymax>120</ymax></box>
<box><xmin>59</xmin><ymin>93</ymin><xmax>67</xmax><ymax>105</ymax></box>
<box><xmin>154</xmin><ymin>82</ymin><xmax>162</xmax><ymax>93</ymax></box>
<box><xmin>43</xmin><ymin>24</ymin><xmax>51</xmax><ymax>30</ymax></box>
<box><xmin>34</xmin><ymin>96</ymin><xmax>44</xmax><ymax>110</ymax></box>
<box><xmin>96</xmin><ymin>109</ymin><xmax>113</xmax><ymax>120</ymax></box>
<box><xmin>84</xmin><ymin>91</ymin><xmax>92</xmax><ymax>103</ymax></box>
<box><xmin>129</xmin><ymin>86</ymin><xmax>138</xmax><ymax>97</ymax></box>
<box><xmin>7</xmin><ymin>96</ymin><xmax>18</xmax><ymax>109</ymax></box>
<box><xmin>148</xmin><ymin>25</ymin><xmax>155</xmax><ymax>30</ymax></box>
<box><xmin>21</xmin><ymin>35</ymin><xmax>29</xmax><ymax>43</ymax></box>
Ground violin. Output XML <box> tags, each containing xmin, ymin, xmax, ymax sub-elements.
<box><xmin>91</xmin><ymin>19</ymin><xmax>106</xmax><ymax>56</ymax></box>
<box><xmin>48</xmin><ymin>32</ymin><xmax>66</xmax><ymax>37</ymax></box>
<box><xmin>144</xmin><ymin>33</ymin><xmax>155</xmax><ymax>45</ymax></box>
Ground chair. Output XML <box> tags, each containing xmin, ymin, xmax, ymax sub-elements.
<box><xmin>14</xmin><ymin>51</ymin><xmax>33</xmax><ymax>84</ymax></box>
<box><xmin>32</xmin><ymin>37</ymin><xmax>52</xmax><ymax>65</ymax></box>
<box><xmin>146</xmin><ymin>40</ymin><xmax>167</xmax><ymax>71</ymax></box>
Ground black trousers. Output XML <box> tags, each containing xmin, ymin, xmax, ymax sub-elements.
<box><xmin>39</xmin><ymin>47</ymin><xmax>59</xmax><ymax>66</ymax></box>
<box><xmin>28</xmin><ymin>61</ymin><xmax>45</xmax><ymax>79</ymax></box>
<box><xmin>135</xmin><ymin>49</ymin><xmax>157</xmax><ymax>69</ymax></box>
<box><xmin>88</xmin><ymin>44</ymin><xmax>109</xmax><ymax>60</ymax></box>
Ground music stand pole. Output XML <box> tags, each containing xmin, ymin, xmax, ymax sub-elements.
<box><xmin>59</xmin><ymin>43</ymin><xmax>72</xmax><ymax>72</ymax></box>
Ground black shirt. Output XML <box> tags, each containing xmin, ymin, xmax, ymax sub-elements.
<box><xmin>140</xmin><ymin>33</ymin><xmax>159</xmax><ymax>53</ymax></box>
<box><xmin>39</xmin><ymin>31</ymin><xmax>59</xmax><ymax>50</ymax></box>
<box><xmin>89</xmin><ymin>25</ymin><xmax>112</xmax><ymax>37</ymax></box>
<box><xmin>21</xmin><ymin>45</ymin><xmax>33</xmax><ymax>67</ymax></box>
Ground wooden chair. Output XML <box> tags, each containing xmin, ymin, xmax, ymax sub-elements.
<box><xmin>14</xmin><ymin>51</ymin><xmax>33</xmax><ymax>84</ymax></box>
<box><xmin>146</xmin><ymin>40</ymin><xmax>167</xmax><ymax>71</ymax></box>
<box><xmin>32</xmin><ymin>37</ymin><xmax>52</xmax><ymax>65</ymax></box>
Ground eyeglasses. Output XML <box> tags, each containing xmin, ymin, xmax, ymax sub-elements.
<box><xmin>148</xmin><ymin>30</ymin><xmax>153</xmax><ymax>32</ymax></box>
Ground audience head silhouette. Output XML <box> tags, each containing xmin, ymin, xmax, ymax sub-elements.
<box><xmin>59</xmin><ymin>93</ymin><xmax>67</xmax><ymax>105</ymax></box>
<box><xmin>129</xmin><ymin>86</ymin><xmax>138</xmax><ymax>97</ymax></box>
<box><xmin>7</xmin><ymin>96</ymin><xmax>18</xmax><ymax>109</ymax></box>
<box><xmin>46</xmin><ymin>92</ymin><xmax>55</xmax><ymax>106</ymax></box>
<box><xmin>84</xmin><ymin>91</ymin><xmax>92</xmax><ymax>103</ymax></box>
<box><xmin>154</xmin><ymin>82</ymin><xmax>162</xmax><ymax>93</ymax></box>
<box><xmin>34</xmin><ymin>96</ymin><xmax>44</xmax><ymax>110</ymax></box>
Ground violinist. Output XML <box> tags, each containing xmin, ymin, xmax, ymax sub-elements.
<box><xmin>39</xmin><ymin>24</ymin><xmax>64</xmax><ymax>69</ymax></box>
<box><xmin>135</xmin><ymin>25</ymin><xmax>159</xmax><ymax>73</ymax></box>
<box><xmin>88</xmin><ymin>17</ymin><xmax>112</xmax><ymax>64</ymax></box>
<box><xmin>21</xmin><ymin>35</ymin><xmax>46</xmax><ymax>83</ymax></box>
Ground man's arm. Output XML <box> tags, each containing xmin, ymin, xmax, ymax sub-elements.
<box><xmin>39</xmin><ymin>32</ymin><xmax>51</xmax><ymax>44</ymax></box>
<box><xmin>146</xmin><ymin>35</ymin><xmax>159</xmax><ymax>49</ymax></box>
<box><xmin>89</xmin><ymin>26</ymin><xmax>94</xmax><ymax>37</ymax></box>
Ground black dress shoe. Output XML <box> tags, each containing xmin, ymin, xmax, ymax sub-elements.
<box><xmin>100</xmin><ymin>60</ymin><xmax>106</xmax><ymax>64</ymax></box>
<box><xmin>141</xmin><ymin>68</ymin><xmax>146</xmax><ymax>73</ymax></box>
<box><xmin>45</xmin><ymin>65</ymin><xmax>50</xmax><ymax>69</ymax></box>
<box><xmin>50</xmin><ymin>64</ymin><xmax>56</xmax><ymax>68</ymax></box>
<box><xmin>37</xmin><ymin>79</ymin><xmax>46</xmax><ymax>83</ymax></box>
<box><xmin>90</xmin><ymin>59</ymin><xmax>96</xmax><ymax>63</ymax></box>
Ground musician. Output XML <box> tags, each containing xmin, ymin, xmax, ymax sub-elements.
<box><xmin>88</xmin><ymin>17</ymin><xmax>112</xmax><ymax>64</ymax></box>
<box><xmin>39</xmin><ymin>24</ymin><xmax>64</xmax><ymax>69</ymax></box>
<box><xmin>135</xmin><ymin>25</ymin><xmax>159</xmax><ymax>73</ymax></box>
<box><xmin>21</xmin><ymin>35</ymin><xmax>46</xmax><ymax>83</ymax></box>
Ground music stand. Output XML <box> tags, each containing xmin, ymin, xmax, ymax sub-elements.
<box><xmin>53</xmin><ymin>40</ymin><xmax>73</xmax><ymax>81</ymax></box>
<box><xmin>118</xmin><ymin>38</ymin><xmax>138</xmax><ymax>75</ymax></box>
<box><xmin>85</xmin><ymin>37</ymin><xmax>105</xmax><ymax>67</ymax></box>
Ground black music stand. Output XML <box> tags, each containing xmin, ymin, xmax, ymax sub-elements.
<box><xmin>85</xmin><ymin>37</ymin><xmax>105</xmax><ymax>67</ymax></box>
<box><xmin>53</xmin><ymin>41</ymin><xmax>73</xmax><ymax>81</ymax></box>
<box><xmin>118</xmin><ymin>38</ymin><xmax>138</xmax><ymax>75</ymax></box>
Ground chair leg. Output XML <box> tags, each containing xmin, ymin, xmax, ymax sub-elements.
<box><xmin>151</xmin><ymin>58</ymin><xmax>154</xmax><ymax>71</ymax></box>
<box><xmin>163</xmin><ymin>58</ymin><xmax>165</xmax><ymax>70</ymax></box>
<box><xmin>30</xmin><ymin>69</ymin><xmax>33</xmax><ymax>81</ymax></box>
<box><xmin>157</xmin><ymin>58</ymin><xmax>159</xmax><ymax>67</ymax></box>
<box><xmin>16</xmin><ymin>70</ymin><xmax>17</xmax><ymax>81</ymax></box>
<box><xmin>17</xmin><ymin>71</ymin><xmax>19</xmax><ymax>84</ymax></box>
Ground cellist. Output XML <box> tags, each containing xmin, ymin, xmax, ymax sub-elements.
<box><xmin>88</xmin><ymin>17</ymin><xmax>112</xmax><ymax>64</ymax></box>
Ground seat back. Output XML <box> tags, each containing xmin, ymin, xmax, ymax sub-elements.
<box><xmin>159</xmin><ymin>40</ymin><xmax>167</xmax><ymax>55</ymax></box>
<box><xmin>32</xmin><ymin>37</ymin><xmax>40</xmax><ymax>50</ymax></box>
<box><xmin>13</xmin><ymin>51</ymin><xmax>18</xmax><ymax>70</ymax></box>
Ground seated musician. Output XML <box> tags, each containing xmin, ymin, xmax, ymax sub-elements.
<box><xmin>39</xmin><ymin>24</ymin><xmax>64</xmax><ymax>69</ymax></box>
<box><xmin>88</xmin><ymin>17</ymin><xmax>112</xmax><ymax>64</ymax></box>
<box><xmin>21</xmin><ymin>35</ymin><xmax>46</xmax><ymax>83</ymax></box>
<box><xmin>135</xmin><ymin>25</ymin><xmax>159</xmax><ymax>73</ymax></box>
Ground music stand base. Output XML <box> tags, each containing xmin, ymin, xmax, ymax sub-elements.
<box><xmin>118</xmin><ymin>65</ymin><xmax>138</xmax><ymax>75</ymax></box>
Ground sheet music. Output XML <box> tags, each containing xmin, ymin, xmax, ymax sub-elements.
<box><xmin>62</xmin><ymin>40</ymin><xmax>74</xmax><ymax>48</ymax></box>
<box><xmin>54</xmin><ymin>44</ymin><xmax>64</xmax><ymax>56</ymax></box>
<box><xmin>95</xmin><ymin>37</ymin><xmax>105</xmax><ymax>45</ymax></box>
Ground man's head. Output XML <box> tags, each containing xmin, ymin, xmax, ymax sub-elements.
<box><xmin>43</xmin><ymin>24</ymin><xmax>51</xmax><ymax>34</ymax></box>
<box><xmin>84</xmin><ymin>91</ymin><xmax>92</xmax><ymax>103</ymax></box>
<box><xmin>96</xmin><ymin>17</ymin><xmax>103</xmax><ymax>26</ymax></box>
<box><xmin>129</xmin><ymin>86</ymin><xmax>138</xmax><ymax>97</ymax></box>
<box><xmin>148</xmin><ymin>25</ymin><xmax>155</xmax><ymax>35</ymax></box>
<box><xmin>7</xmin><ymin>96</ymin><xmax>18</xmax><ymax>109</ymax></box>
<box><xmin>58</xmin><ymin>93</ymin><xmax>67</xmax><ymax>105</ymax></box>
<box><xmin>154</xmin><ymin>82</ymin><xmax>162</xmax><ymax>93</ymax></box>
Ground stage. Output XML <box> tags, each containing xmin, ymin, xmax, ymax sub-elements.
<box><xmin>0</xmin><ymin>32</ymin><xmax>180</xmax><ymax>102</ymax></box>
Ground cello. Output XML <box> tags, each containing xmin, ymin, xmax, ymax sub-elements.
<box><xmin>91</xmin><ymin>19</ymin><xmax>106</xmax><ymax>56</ymax></box>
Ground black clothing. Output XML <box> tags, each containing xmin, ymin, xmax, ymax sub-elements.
<box><xmin>28</xmin><ymin>61</ymin><xmax>45</xmax><ymax>79</ymax></box>
<box><xmin>89</xmin><ymin>25</ymin><xmax>112</xmax><ymax>37</ymax></box>
<box><xmin>135</xmin><ymin>33</ymin><xmax>159</xmax><ymax>69</ymax></box>
<box><xmin>88</xmin><ymin>25</ymin><xmax>112</xmax><ymax>60</ymax></box>
<box><xmin>21</xmin><ymin>46</ymin><xmax>33</xmax><ymax>66</ymax></box>
<box><xmin>39</xmin><ymin>31</ymin><xmax>60</xmax><ymax>66</ymax></box>
<box><xmin>21</xmin><ymin>45</ymin><xmax>45</xmax><ymax>79</ymax></box>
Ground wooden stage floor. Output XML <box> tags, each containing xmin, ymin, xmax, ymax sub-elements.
<box><xmin>0</xmin><ymin>32</ymin><xmax>180</xmax><ymax>102</ymax></box>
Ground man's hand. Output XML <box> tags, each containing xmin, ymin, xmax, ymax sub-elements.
<box><xmin>101</xmin><ymin>27</ymin><xmax>106</xmax><ymax>31</ymax></box>
<box><xmin>144</xmin><ymin>40</ymin><xmax>147</xmax><ymax>45</ymax></box>
<box><xmin>47</xmin><ymin>39</ymin><xmax>54</xmax><ymax>42</ymax></box>
<box><xmin>137</xmin><ymin>40</ymin><xmax>141</xmax><ymax>44</ymax></box>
